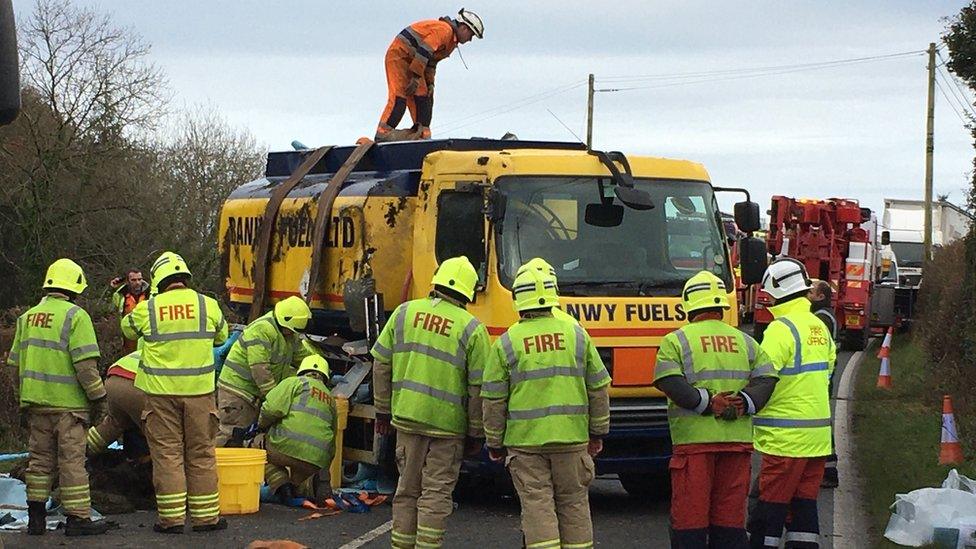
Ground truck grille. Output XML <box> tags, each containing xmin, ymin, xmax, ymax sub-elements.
<box><xmin>609</xmin><ymin>397</ymin><xmax>669</xmax><ymax>429</ymax></box>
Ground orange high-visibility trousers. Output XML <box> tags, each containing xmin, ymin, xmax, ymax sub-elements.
<box><xmin>377</xmin><ymin>41</ymin><xmax>432</xmax><ymax>139</ymax></box>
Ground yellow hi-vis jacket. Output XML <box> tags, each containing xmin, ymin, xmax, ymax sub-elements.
<box><xmin>123</xmin><ymin>287</ymin><xmax>228</xmax><ymax>396</ymax></box>
<box><xmin>755</xmin><ymin>297</ymin><xmax>836</xmax><ymax>457</ymax></box>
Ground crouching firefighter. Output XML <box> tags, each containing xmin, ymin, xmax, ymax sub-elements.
<box><xmin>258</xmin><ymin>354</ymin><xmax>338</xmax><ymax>504</ymax></box>
<box><xmin>86</xmin><ymin>350</ymin><xmax>148</xmax><ymax>455</ymax></box>
<box><xmin>652</xmin><ymin>271</ymin><xmax>778</xmax><ymax>548</ymax></box>
<box><xmin>482</xmin><ymin>264</ymin><xmax>611</xmax><ymax>549</ymax></box>
<box><xmin>371</xmin><ymin>256</ymin><xmax>491</xmax><ymax>548</ymax></box>
<box><xmin>748</xmin><ymin>259</ymin><xmax>836</xmax><ymax>548</ymax></box>
<box><xmin>8</xmin><ymin>259</ymin><xmax>111</xmax><ymax>536</ymax></box>
<box><xmin>216</xmin><ymin>296</ymin><xmax>312</xmax><ymax>446</ymax></box>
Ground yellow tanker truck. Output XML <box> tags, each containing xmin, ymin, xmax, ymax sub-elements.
<box><xmin>218</xmin><ymin>138</ymin><xmax>766</xmax><ymax>495</ymax></box>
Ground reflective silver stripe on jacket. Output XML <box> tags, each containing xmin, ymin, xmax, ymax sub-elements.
<box><xmin>140</xmin><ymin>364</ymin><xmax>215</xmax><ymax>376</ymax></box>
<box><xmin>779</xmin><ymin>362</ymin><xmax>830</xmax><ymax>376</ymax></box>
<box><xmin>458</xmin><ymin>318</ymin><xmax>483</xmax><ymax>383</ymax></box>
<box><xmin>751</xmin><ymin>362</ymin><xmax>777</xmax><ymax>378</ymax></box>
<box><xmin>499</xmin><ymin>333</ymin><xmax>517</xmax><ymax>370</ymax></box>
<box><xmin>674</xmin><ymin>328</ymin><xmax>695</xmax><ymax>380</ymax></box>
<box><xmin>775</xmin><ymin>317</ymin><xmax>803</xmax><ymax>370</ymax></box>
<box><xmin>145</xmin><ymin>293</ymin><xmax>215</xmax><ymax>342</ymax></box>
<box><xmin>222</xmin><ymin>359</ymin><xmax>251</xmax><ymax>380</ymax></box>
<box><xmin>481</xmin><ymin>380</ymin><xmax>508</xmax><ymax>394</ymax></box>
<box><xmin>272</xmin><ymin>426</ymin><xmax>329</xmax><ymax>451</ymax></box>
<box><xmin>655</xmin><ymin>360</ymin><xmax>683</xmax><ymax>377</ymax></box>
<box><xmin>752</xmin><ymin>417</ymin><xmax>831</xmax><ymax>428</ymax></box>
<box><xmin>22</xmin><ymin>370</ymin><xmax>77</xmax><ymax>384</ymax></box>
<box><xmin>69</xmin><ymin>344</ymin><xmax>99</xmax><ymax>361</ymax></box>
<box><xmin>508</xmin><ymin>404</ymin><xmax>588</xmax><ymax>420</ymax></box>
<box><xmin>372</xmin><ymin>341</ymin><xmax>392</xmax><ymax>360</ymax></box>
<box><xmin>393</xmin><ymin>379</ymin><xmax>464</xmax><ymax>406</ymax></box>
<box><xmin>745</xmin><ymin>335</ymin><xmax>757</xmax><ymax>363</ymax></box>
<box><xmin>510</xmin><ymin>365</ymin><xmax>585</xmax><ymax>385</ymax></box>
<box><xmin>393</xmin><ymin>342</ymin><xmax>466</xmax><ymax>370</ymax></box>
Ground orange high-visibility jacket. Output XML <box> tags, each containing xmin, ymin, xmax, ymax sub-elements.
<box><xmin>392</xmin><ymin>17</ymin><xmax>459</xmax><ymax>83</ymax></box>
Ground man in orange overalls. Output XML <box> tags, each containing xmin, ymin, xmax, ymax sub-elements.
<box><xmin>375</xmin><ymin>9</ymin><xmax>484</xmax><ymax>142</ymax></box>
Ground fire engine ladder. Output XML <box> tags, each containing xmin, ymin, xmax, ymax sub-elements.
<box><xmin>248</xmin><ymin>145</ymin><xmax>333</xmax><ymax>322</ymax></box>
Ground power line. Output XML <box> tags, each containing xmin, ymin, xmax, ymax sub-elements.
<box><xmin>433</xmin><ymin>80</ymin><xmax>586</xmax><ymax>134</ymax></box>
<box><xmin>936</xmin><ymin>67</ymin><xmax>976</xmax><ymax>121</ymax></box>
<box><xmin>935</xmin><ymin>76</ymin><xmax>972</xmax><ymax>127</ymax></box>
<box><xmin>597</xmin><ymin>50</ymin><xmax>925</xmax><ymax>84</ymax></box>
<box><xmin>596</xmin><ymin>50</ymin><xmax>926</xmax><ymax>93</ymax></box>
<box><xmin>936</xmin><ymin>50</ymin><xmax>976</xmax><ymax>113</ymax></box>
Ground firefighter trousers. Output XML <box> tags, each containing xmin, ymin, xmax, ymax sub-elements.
<box><xmin>508</xmin><ymin>447</ymin><xmax>596</xmax><ymax>549</ymax></box>
<box><xmin>26</xmin><ymin>410</ymin><xmax>92</xmax><ymax>519</ymax></box>
<box><xmin>669</xmin><ymin>450</ymin><xmax>751</xmax><ymax>548</ymax></box>
<box><xmin>87</xmin><ymin>375</ymin><xmax>145</xmax><ymax>452</ymax></box>
<box><xmin>215</xmin><ymin>387</ymin><xmax>258</xmax><ymax>447</ymax></box>
<box><xmin>391</xmin><ymin>431</ymin><xmax>463</xmax><ymax>548</ymax></box>
<box><xmin>143</xmin><ymin>394</ymin><xmax>221</xmax><ymax>528</ymax></box>
<box><xmin>748</xmin><ymin>454</ymin><xmax>826</xmax><ymax>548</ymax></box>
<box><xmin>264</xmin><ymin>446</ymin><xmax>322</xmax><ymax>492</ymax></box>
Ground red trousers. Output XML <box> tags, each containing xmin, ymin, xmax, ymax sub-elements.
<box><xmin>670</xmin><ymin>448</ymin><xmax>752</xmax><ymax>530</ymax></box>
<box><xmin>757</xmin><ymin>454</ymin><xmax>825</xmax><ymax>504</ymax></box>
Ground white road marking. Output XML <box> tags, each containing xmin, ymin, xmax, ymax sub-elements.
<box><xmin>832</xmin><ymin>346</ymin><xmax>870</xmax><ymax>546</ymax></box>
<box><xmin>338</xmin><ymin>519</ymin><xmax>393</xmax><ymax>549</ymax></box>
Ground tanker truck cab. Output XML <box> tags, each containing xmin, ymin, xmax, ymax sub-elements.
<box><xmin>218</xmin><ymin>139</ymin><xmax>766</xmax><ymax>496</ymax></box>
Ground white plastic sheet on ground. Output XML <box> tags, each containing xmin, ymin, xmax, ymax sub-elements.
<box><xmin>884</xmin><ymin>469</ymin><xmax>976</xmax><ymax>546</ymax></box>
<box><xmin>0</xmin><ymin>475</ymin><xmax>102</xmax><ymax>532</ymax></box>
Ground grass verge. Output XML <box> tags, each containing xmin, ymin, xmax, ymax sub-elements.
<box><xmin>852</xmin><ymin>332</ymin><xmax>976</xmax><ymax>548</ymax></box>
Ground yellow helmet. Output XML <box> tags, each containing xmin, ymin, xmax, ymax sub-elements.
<box><xmin>431</xmin><ymin>256</ymin><xmax>478</xmax><ymax>301</ymax></box>
<box><xmin>515</xmin><ymin>257</ymin><xmax>558</xmax><ymax>288</ymax></box>
<box><xmin>274</xmin><ymin>296</ymin><xmax>312</xmax><ymax>333</ymax></box>
<box><xmin>150</xmin><ymin>251</ymin><xmax>191</xmax><ymax>289</ymax></box>
<box><xmin>512</xmin><ymin>265</ymin><xmax>559</xmax><ymax>312</ymax></box>
<box><xmin>42</xmin><ymin>258</ymin><xmax>88</xmax><ymax>294</ymax></box>
<box><xmin>296</xmin><ymin>354</ymin><xmax>330</xmax><ymax>378</ymax></box>
<box><xmin>682</xmin><ymin>270</ymin><xmax>730</xmax><ymax>315</ymax></box>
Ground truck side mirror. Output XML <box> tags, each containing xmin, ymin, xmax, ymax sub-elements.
<box><xmin>881</xmin><ymin>231</ymin><xmax>890</xmax><ymax>246</ymax></box>
<box><xmin>739</xmin><ymin>236</ymin><xmax>768</xmax><ymax>285</ymax></box>
<box><xmin>0</xmin><ymin>0</ymin><xmax>20</xmax><ymax>126</ymax></box>
<box><xmin>734</xmin><ymin>201</ymin><xmax>760</xmax><ymax>233</ymax></box>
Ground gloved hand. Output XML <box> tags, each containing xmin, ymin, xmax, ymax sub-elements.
<box><xmin>464</xmin><ymin>436</ymin><xmax>485</xmax><ymax>457</ymax></box>
<box><xmin>587</xmin><ymin>437</ymin><xmax>604</xmax><ymax>457</ymax></box>
<box><xmin>375</xmin><ymin>413</ymin><xmax>393</xmax><ymax>436</ymax></box>
<box><xmin>406</xmin><ymin>78</ymin><xmax>420</xmax><ymax>95</ymax></box>
<box><xmin>487</xmin><ymin>447</ymin><xmax>507</xmax><ymax>462</ymax></box>
<box><xmin>243</xmin><ymin>422</ymin><xmax>260</xmax><ymax>441</ymax></box>
<box><xmin>90</xmin><ymin>397</ymin><xmax>109</xmax><ymax>426</ymax></box>
<box><xmin>711</xmin><ymin>391</ymin><xmax>744</xmax><ymax>421</ymax></box>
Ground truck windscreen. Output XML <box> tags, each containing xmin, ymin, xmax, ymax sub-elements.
<box><xmin>495</xmin><ymin>176</ymin><xmax>731</xmax><ymax>297</ymax></box>
<box><xmin>890</xmin><ymin>241</ymin><xmax>924</xmax><ymax>268</ymax></box>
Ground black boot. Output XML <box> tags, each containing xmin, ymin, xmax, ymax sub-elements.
<box><xmin>27</xmin><ymin>501</ymin><xmax>45</xmax><ymax>535</ymax></box>
<box><xmin>192</xmin><ymin>517</ymin><xmax>227</xmax><ymax>532</ymax></box>
<box><xmin>821</xmin><ymin>466</ymin><xmax>839</xmax><ymax>488</ymax></box>
<box><xmin>153</xmin><ymin>523</ymin><xmax>183</xmax><ymax>534</ymax></box>
<box><xmin>64</xmin><ymin>515</ymin><xmax>109</xmax><ymax>536</ymax></box>
<box><xmin>275</xmin><ymin>482</ymin><xmax>297</xmax><ymax>505</ymax></box>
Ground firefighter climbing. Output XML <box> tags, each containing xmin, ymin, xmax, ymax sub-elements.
<box><xmin>374</xmin><ymin>8</ymin><xmax>484</xmax><ymax>142</ymax></box>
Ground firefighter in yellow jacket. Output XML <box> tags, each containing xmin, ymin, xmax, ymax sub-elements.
<box><xmin>122</xmin><ymin>251</ymin><xmax>229</xmax><ymax>534</ymax></box>
<box><xmin>8</xmin><ymin>259</ymin><xmax>110</xmax><ymax>536</ymax></box>
<box><xmin>371</xmin><ymin>256</ymin><xmax>491</xmax><ymax>548</ymax></box>
<box><xmin>482</xmin><ymin>264</ymin><xmax>611</xmax><ymax>549</ymax></box>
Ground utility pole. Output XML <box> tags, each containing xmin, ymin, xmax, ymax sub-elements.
<box><xmin>586</xmin><ymin>73</ymin><xmax>594</xmax><ymax>150</ymax></box>
<box><xmin>923</xmin><ymin>42</ymin><xmax>936</xmax><ymax>262</ymax></box>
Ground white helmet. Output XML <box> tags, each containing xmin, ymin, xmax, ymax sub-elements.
<box><xmin>761</xmin><ymin>258</ymin><xmax>813</xmax><ymax>300</ymax></box>
<box><xmin>458</xmin><ymin>8</ymin><xmax>484</xmax><ymax>38</ymax></box>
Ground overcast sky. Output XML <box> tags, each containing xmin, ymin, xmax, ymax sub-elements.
<box><xmin>44</xmin><ymin>1</ymin><xmax>976</xmax><ymax>220</ymax></box>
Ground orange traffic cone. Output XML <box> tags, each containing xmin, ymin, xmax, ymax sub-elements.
<box><xmin>877</xmin><ymin>327</ymin><xmax>893</xmax><ymax>359</ymax></box>
<box><xmin>876</xmin><ymin>356</ymin><xmax>892</xmax><ymax>389</ymax></box>
<box><xmin>939</xmin><ymin>395</ymin><xmax>965</xmax><ymax>465</ymax></box>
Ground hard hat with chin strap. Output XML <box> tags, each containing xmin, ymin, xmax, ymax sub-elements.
<box><xmin>297</xmin><ymin>354</ymin><xmax>330</xmax><ymax>378</ymax></box>
<box><xmin>457</xmin><ymin>8</ymin><xmax>484</xmax><ymax>38</ymax></box>
<box><xmin>431</xmin><ymin>256</ymin><xmax>479</xmax><ymax>302</ymax></box>
<box><xmin>761</xmin><ymin>258</ymin><xmax>813</xmax><ymax>300</ymax></box>
<box><xmin>512</xmin><ymin>266</ymin><xmax>559</xmax><ymax>312</ymax></box>
<box><xmin>274</xmin><ymin>296</ymin><xmax>312</xmax><ymax>333</ymax></box>
<box><xmin>43</xmin><ymin>258</ymin><xmax>88</xmax><ymax>294</ymax></box>
<box><xmin>682</xmin><ymin>270</ymin><xmax>730</xmax><ymax>315</ymax></box>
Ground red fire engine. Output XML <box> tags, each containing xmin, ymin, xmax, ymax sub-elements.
<box><xmin>753</xmin><ymin>196</ymin><xmax>875</xmax><ymax>350</ymax></box>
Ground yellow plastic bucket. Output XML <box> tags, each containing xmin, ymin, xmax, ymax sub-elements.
<box><xmin>328</xmin><ymin>397</ymin><xmax>350</xmax><ymax>489</ymax></box>
<box><xmin>215</xmin><ymin>447</ymin><xmax>266</xmax><ymax>515</ymax></box>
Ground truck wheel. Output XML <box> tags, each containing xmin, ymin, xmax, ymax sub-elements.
<box><xmin>753</xmin><ymin>323</ymin><xmax>767</xmax><ymax>342</ymax></box>
<box><xmin>842</xmin><ymin>328</ymin><xmax>868</xmax><ymax>351</ymax></box>
<box><xmin>618</xmin><ymin>472</ymin><xmax>670</xmax><ymax>500</ymax></box>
